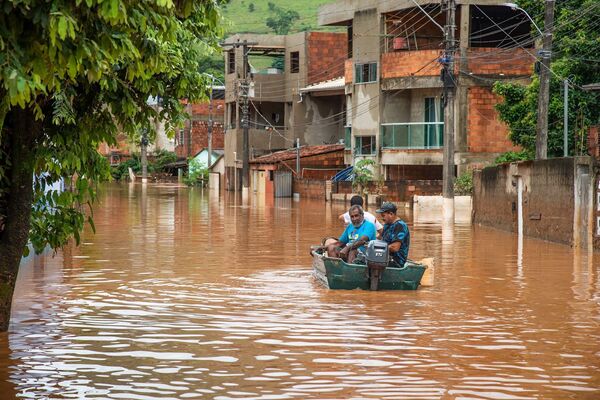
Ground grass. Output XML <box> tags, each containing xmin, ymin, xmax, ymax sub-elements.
<box><xmin>221</xmin><ymin>0</ymin><xmax>340</xmax><ymax>34</ymax></box>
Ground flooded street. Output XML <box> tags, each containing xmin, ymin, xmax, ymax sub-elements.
<box><xmin>1</xmin><ymin>183</ymin><xmax>599</xmax><ymax>399</ymax></box>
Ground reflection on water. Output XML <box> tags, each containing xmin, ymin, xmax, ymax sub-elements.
<box><xmin>2</xmin><ymin>183</ymin><xmax>599</xmax><ymax>399</ymax></box>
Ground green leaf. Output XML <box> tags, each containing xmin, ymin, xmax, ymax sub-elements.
<box><xmin>57</xmin><ymin>17</ymin><xmax>67</xmax><ymax>40</ymax></box>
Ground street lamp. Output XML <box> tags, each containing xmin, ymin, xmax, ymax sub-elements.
<box><xmin>501</xmin><ymin>3</ymin><xmax>543</xmax><ymax>36</ymax></box>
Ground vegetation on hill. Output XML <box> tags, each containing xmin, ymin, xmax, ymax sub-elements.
<box><xmin>221</xmin><ymin>0</ymin><xmax>337</xmax><ymax>34</ymax></box>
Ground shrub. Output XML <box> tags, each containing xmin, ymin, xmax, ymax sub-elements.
<box><xmin>184</xmin><ymin>158</ymin><xmax>208</xmax><ymax>187</ymax></box>
<box><xmin>454</xmin><ymin>171</ymin><xmax>473</xmax><ymax>196</ymax></box>
<box><xmin>152</xmin><ymin>149</ymin><xmax>177</xmax><ymax>170</ymax></box>
<box><xmin>494</xmin><ymin>150</ymin><xmax>533</xmax><ymax>165</ymax></box>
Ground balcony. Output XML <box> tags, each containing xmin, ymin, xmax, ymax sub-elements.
<box><xmin>381</xmin><ymin>122</ymin><xmax>443</xmax><ymax>149</ymax></box>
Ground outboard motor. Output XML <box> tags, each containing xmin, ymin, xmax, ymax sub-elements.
<box><xmin>365</xmin><ymin>240</ymin><xmax>389</xmax><ymax>291</ymax></box>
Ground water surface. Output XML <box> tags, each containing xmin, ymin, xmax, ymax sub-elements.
<box><xmin>2</xmin><ymin>183</ymin><xmax>599</xmax><ymax>399</ymax></box>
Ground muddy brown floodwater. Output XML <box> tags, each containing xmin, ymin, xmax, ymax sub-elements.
<box><xmin>0</xmin><ymin>183</ymin><xmax>598</xmax><ymax>399</ymax></box>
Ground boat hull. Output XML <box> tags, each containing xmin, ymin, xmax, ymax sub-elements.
<box><xmin>311</xmin><ymin>250</ymin><xmax>427</xmax><ymax>290</ymax></box>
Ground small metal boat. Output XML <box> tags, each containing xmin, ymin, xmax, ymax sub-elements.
<box><xmin>311</xmin><ymin>246</ymin><xmax>427</xmax><ymax>290</ymax></box>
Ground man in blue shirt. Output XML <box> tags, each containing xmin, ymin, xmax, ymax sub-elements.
<box><xmin>327</xmin><ymin>205</ymin><xmax>376</xmax><ymax>263</ymax></box>
<box><xmin>376</xmin><ymin>202</ymin><xmax>410</xmax><ymax>267</ymax></box>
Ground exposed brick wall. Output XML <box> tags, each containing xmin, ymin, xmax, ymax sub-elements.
<box><xmin>345</xmin><ymin>59</ymin><xmax>353</xmax><ymax>84</ymax></box>
<box><xmin>175</xmin><ymin>99</ymin><xmax>225</xmax><ymax>158</ymax></box>
<box><xmin>252</xmin><ymin>150</ymin><xmax>345</xmax><ymax>180</ymax></box>
<box><xmin>293</xmin><ymin>178</ymin><xmax>326</xmax><ymax>199</ymax></box>
<box><xmin>307</xmin><ymin>32</ymin><xmax>348</xmax><ymax>85</ymax></box>
<box><xmin>190</xmin><ymin>99</ymin><xmax>225</xmax><ymax>117</ymax></box>
<box><xmin>175</xmin><ymin>121</ymin><xmax>224</xmax><ymax>158</ymax></box>
<box><xmin>589</xmin><ymin>125</ymin><xmax>599</xmax><ymax>158</ymax></box>
<box><xmin>468</xmin><ymin>86</ymin><xmax>520</xmax><ymax>153</ymax></box>
<box><xmin>381</xmin><ymin>50</ymin><xmax>441</xmax><ymax>79</ymax></box>
<box><xmin>386</xmin><ymin>165</ymin><xmax>443</xmax><ymax>180</ymax></box>
<box><xmin>467</xmin><ymin>48</ymin><xmax>534</xmax><ymax>76</ymax></box>
<box><xmin>335</xmin><ymin>180</ymin><xmax>442</xmax><ymax>202</ymax></box>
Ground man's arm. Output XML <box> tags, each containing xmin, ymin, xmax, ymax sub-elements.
<box><xmin>388</xmin><ymin>240</ymin><xmax>402</xmax><ymax>253</ymax></box>
<box><xmin>339</xmin><ymin>235</ymin><xmax>369</xmax><ymax>259</ymax></box>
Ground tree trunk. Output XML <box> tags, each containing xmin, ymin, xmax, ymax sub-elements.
<box><xmin>0</xmin><ymin>107</ymin><xmax>40</xmax><ymax>331</ymax></box>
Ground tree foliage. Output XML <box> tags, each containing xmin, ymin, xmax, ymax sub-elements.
<box><xmin>352</xmin><ymin>159</ymin><xmax>376</xmax><ymax>196</ymax></box>
<box><xmin>265</xmin><ymin>5</ymin><xmax>300</xmax><ymax>35</ymax></box>
<box><xmin>184</xmin><ymin>158</ymin><xmax>209</xmax><ymax>187</ymax></box>
<box><xmin>0</xmin><ymin>0</ymin><xmax>224</xmax><ymax>330</ymax></box>
<box><xmin>493</xmin><ymin>0</ymin><xmax>600</xmax><ymax>158</ymax></box>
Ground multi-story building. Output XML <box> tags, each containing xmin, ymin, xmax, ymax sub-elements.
<box><xmin>223</xmin><ymin>31</ymin><xmax>348</xmax><ymax>190</ymax></box>
<box><xmin>175</xmin><ymin>87</ymin><xmax>225</xmax><ymax>160</ymax></box>
<box><xmin>318</xmin><ymin>0</ymin><xmax>535</xmax><ymax>180</ymax></box>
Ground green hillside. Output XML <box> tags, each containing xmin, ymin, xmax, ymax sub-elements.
<box><xmin>221</xmin><ymin>0</ymin><xmax>336</xmax><ymax>34</ymax></box>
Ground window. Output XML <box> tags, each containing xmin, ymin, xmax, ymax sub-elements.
<box><xmin>179</xmin><ymin>128</ymin><xmax>185</xmax><ymax>145</ymax></box>
<box><xmin>227</xmin><ymin>49</ymin><xmax>235</xmax><ymax>74</ymax></box>
<box><xmin>355</xmin><ymin>136</ymin><xmax>376</xmax><ymax>155</ymax></box>
<box><xmin>344</xmin><ymin>126</ymin><xmax>352</xmax><ymax>149</ymax></box>
<box><xmin>424</xmin><ymin>97</ymin><xmax>443</xmax><ymax>123</ymax></box>
<box><xmin>228</xmin><ymin>103</ymin><xmax>237</xmax><ymax>129</ymax></box>
<box><xmin>347</xmin><ymin>24</ymin><xmax>353</xmax><ymax>58</ymax></box>
<box><xmin>354</xmin><ymin>62</ymin><xmax>377</xmax><ymax>83</ymax></box>
<box><xmin>290</xmin><ymin>51</ymin><xmax>299</xmax><ymax>73</ymax></box>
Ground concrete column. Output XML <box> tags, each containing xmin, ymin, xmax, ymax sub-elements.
<box><xmin>456</xmin><ymin>4</ymin><xmax>470</xmax><ymax>174</ymax></box>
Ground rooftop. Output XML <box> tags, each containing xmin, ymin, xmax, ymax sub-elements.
<box><xmin>299</xmin><ymin>77</ymin><xmax>345</xmax><ymax>94</ymax></box>
<box><xmin>250</xmin><ymin>144</ymin><xmax>345</xmax><ymax>164</ymax></box>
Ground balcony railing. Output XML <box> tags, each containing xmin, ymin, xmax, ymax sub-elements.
<box><xmin>381</xmin><ymin>122</ymin><xmax>444</xmax><ymax>149</ymax></box>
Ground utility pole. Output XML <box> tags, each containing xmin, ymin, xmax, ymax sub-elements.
<box><xmin>241</xmin><ymin>40</ymin><xmax>250</xmax><ymax>190</ymax></box>
<box><xmin>296</xmin><ymin>138</ymin><xmax>300</xmax><ymax>176</ymax></box>
<box><xmin>208</xmin><ymin>76</ymin><xmax>214</xmax><ymax>169</ymax></box>
<box><xmin>220</xmin><ymin>39</ymin><xmax>257</xmax><ymax>192</ymax></box>
<box><xmin>563</xmin><ymin>78</ymin><xmax>568</xmax><ymax>157</ymax></box>
<box><xmin>535</xmin><ymin>0</ymin><xmax>555</xmax><ymax>160</ymax></box>
<box><xmin>141</xmin><ymin>128</ymin><xmax>148</xmax><ymax>184</ymax></box>
<box><xmin>441</xmin><ymin>0</ymin><xmax>457</xmax><ymax>222</ymax></box>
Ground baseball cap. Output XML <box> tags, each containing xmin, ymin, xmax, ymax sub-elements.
<box><xmin>376</xmin><ymin>201</ymin><xmax>397</xmax><ymax>214</ymax></box>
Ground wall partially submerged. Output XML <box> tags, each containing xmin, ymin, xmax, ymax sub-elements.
<box><xmin>473</xmin><ymin>157</ymin><xmax>599</xmax><ymax>250</ymax></box>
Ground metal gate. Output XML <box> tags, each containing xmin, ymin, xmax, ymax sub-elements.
<box><xmin>274</xmin><ymin>171</ymin><xmax>292</xmax><ymax>198</ymax></box>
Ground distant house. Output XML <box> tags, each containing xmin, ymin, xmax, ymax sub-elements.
<box><xmin>189</xmin><ymin>149</ymin><xmax>225</xmax><ymax>173</ymax></box>
<box><xmin>249</xmin><ymin>144</ymin><xmax>345</xmax><ymax>198</ymax></box>
<box><xmin>175</xmin><ymin>87</ymin><xmax>225</xmax><ymax>159</ymax></box>
<box><xmin>223</xmin><ymin>31</ymin><xmax>348</xmax><ymax>191</ymax></box>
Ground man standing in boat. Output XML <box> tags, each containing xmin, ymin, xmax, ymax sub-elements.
<box><xmin>327</xmin><ymin>205</ymin><xmax>376</xmax><ymax>263</ymax></box>
<box><xmin>376</xmin><ymin>202</ymin><xmax>410</xmax><ymax>267</ymax></box>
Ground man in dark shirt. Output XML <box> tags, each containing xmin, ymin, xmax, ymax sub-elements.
<box><xmin>376</xmin><ymin>202</ymin><xmax>410</xmax><ymax>267</ymax></box>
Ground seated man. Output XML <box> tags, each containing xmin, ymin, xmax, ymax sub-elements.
<box><xmin>376</xmin><ymin>202</ymin><xmax>410</xmax><ymax>267</ymax></box>
<box><xmin>327</xmin><ymin>205</ymin><xmax>376</xmax><ymax>263</ymax></box>
<box><xmin>339</xmin><ymin>195</ymin><xmax>383</xmax><ymax>234</ymax></box>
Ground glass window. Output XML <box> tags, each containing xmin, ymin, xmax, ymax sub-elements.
<box><xmin>354</xmin><ymin>62</ymin><xmax>377</xmax><ymax>84</ymax></box>
<box><xmin>227</xmin><ymin>50</ymin><xmax>235</xmax><ymax>74</ymax></box>
<box><xmin>290</xmin><ymin>51</ymin><xmax>299</xmax><ymax>73</ymax></box>
<box><xmin>355</xmin><ymin>136</ymin><xmax>376</xmax><ymax>155</ymax></box>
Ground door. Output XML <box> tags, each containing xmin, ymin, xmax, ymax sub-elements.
<box><xmin>274</xmin><ymin>171</ymin><xmax>292</xmax><ymax>198</ymax></box>
<box><xmin>258</xmin><ymin>171</ymin><xmax>266</xmax><ymax>195</ymax></box>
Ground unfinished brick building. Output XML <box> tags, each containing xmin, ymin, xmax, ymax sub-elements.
<box><xmin>319</xmin><ymin>0</ymin><xmax>535</xmax><ymax>178</ymax></box>
<box><xmin>223</xmin><ymin>31</ymin><xmax>348</xmax><ymax>191</ymax></box>
<box><xmin>175</xmin><ymin>88</ymin><xmax>225</xmax><ymax>160</ymax></box>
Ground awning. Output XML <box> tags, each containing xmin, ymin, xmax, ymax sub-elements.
<box><xmin>299</xmin><ymin>77</ymin><xmax>345</xmax><ymax>94</ymax></box>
